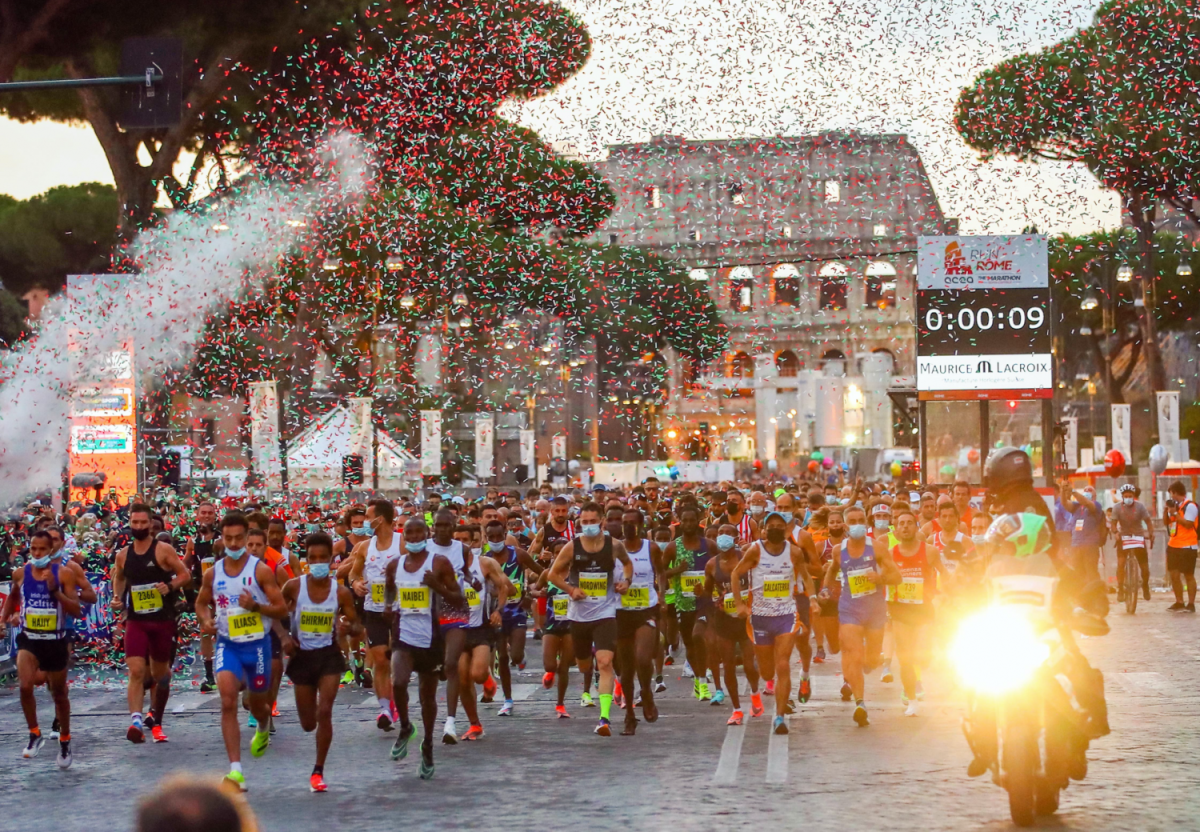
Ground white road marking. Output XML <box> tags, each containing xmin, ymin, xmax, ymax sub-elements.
<box><xmin>712</xmin><ymin>724</ymin><xmax>745</xmax><ymax>785</ymax></box>
<box><xmin>766</xmin><ymin>716</ymin><xmax>790</xmax><ymax>783</ymax></box>
<box><xmin>509</xmin><ymin>683</ymin><xmax>539</xmax><ymax>701</ymax></box>
<box><xmin>1116</xmin><ymin>671</ymin><xmax>1174</xmax><ymax>695</ymax></box>
<box><xmin>170</xmin><ymin>694</ymin><xmax>206</xmax><ymax>713</ymax></box>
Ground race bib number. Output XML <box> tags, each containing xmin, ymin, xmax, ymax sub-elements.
<box><xmin>1122</xmin><ymin>536</ymin><xmax>1145</xmax><ymax>550</ymax></box>
<box><xmin>130</xmin><ymin>583</ymin><xmax>163</xmax><ymax>614</ymax></box>
<box><xmin>23</xmin><ymin>607</ymin><xmax>57</xmax><ymax>633</ymax></box>
<box><xmin>762</xmin><ymin>576</ymin><xmax>791</xmax><ymax>599</ymax></box>
<box><xmin>552</xmin><ymin>596</ymin><xmax>569</xmax><ymax>618</ymax></box>
<box><xmin>399</xmin><ymin>586</ymin><xmax>431</xmax><ymax>611</ymax></box>
<box><xmin>201</xmin><ymin>558</ymin><xmax>215</xmax><ymax>574</ymax></box>
<box><xmin>722</xmin><ymin>594</ymin><xmax>738</xmax><ymax>615</ymax></box>
<box><xmin>1074</xmin><ymin>519</ymin><xmax>1085</xmax><ymax>532</ymax></box>
<box><xmin>621</xmin><ymin>586</ymin><xmax>651</xmax><ymax>609</ymax></box>
<box><xmin>846</xmin><ymin>569</ymin><xmax>877</xmax><ymax>599</ymax></box>
<box><xmin>894</xmin><ymin>576</ymin><xmax>923</xmax><ymax>604</ymax></box>
<box><xmin>507</xmin><ymin>582</ymin><xmax>523</xmax><ymax>604</ymax></box>
<box><xmin>300</xmin><ymin>610</ymin><xmax>334</xmax><ymax>634</ymax></box>
<box><xmin>227</xmin><ymin>607</ymin><xmax>263</xmax><ymax>642</ymax></box>
<box><xmin>680</xmin><ymin>571</ymin><xmax>705</xmax><ymax>599</ymax></box>
<box><xmin>465</xmin><ymin>586</ymin><xmax>481</xmax><ymax>608</ymax></box>
<box><xmin>579</xmin><ymin>572</ymin><xmax>608</xmax><ymax>598</ymax></box>
<box><xmin>370</xmin><ymin>582</ymin><xmax>386</xmax><ymax>605</ymax></box>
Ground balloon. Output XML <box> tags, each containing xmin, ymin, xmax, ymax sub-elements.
<box><xmin>753</xmin><ymin>460</ymin><xmax>763</xmax><ymax>471</ymax></box>
<box><xmin>890</xmin><ymin>460</ymin><xmax>902</xmax><ymax>477</ymax></box>
<box><xmin>967</xmin><ymin>448</ymin><xmax>980</xmax><ymax>464</ymax></box>
<box><xmin>807</xmin><ymin>461</ymin><xmax>819</xmax><ymax>473</ymax></box>
<box><xmin>810</xmin><ymin>451</ymin><xmax>823</xmax><ymax>461</ymax></box>
<box><xmin>1149</xmin><ymin>444</ymin><xmax>1169</xmax><ymax>475</ymax></box>
<box><xmin>822</xmin><ymin>457</ymin><xmax>834</xmax><ymax>469</ymax></box>
<box><xmin>940</xmin><ymin>464</ymin><xmax>956</xmax><ymax>478</ymax></box>
<box><xmin>568</xmin><ymin>459</ymin><xmax>581</xmax><ymax>474</ymax></box>
<box><xmin>767</xmin><ymin>459</ymin><xmax>778</xmax><ymax>472</ymax></box>
<box><xmin>1104</xmin><ymin>449</ymin><xmax>1126</xmax><ymax>477</ymax></box>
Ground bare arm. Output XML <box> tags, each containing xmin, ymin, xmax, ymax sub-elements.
<box><xmin>730</xmin><ymin>544</ymin><xmax>760</xmax><ymax>607</ymax></box>
<box><xmin>195</xmin><ymin>569</ymin><xmax>217</xmax><ymax>635</ymax></box>
<box><xmin>875</xmin><ymin>548</ymin><xmax>902</xmax><ymax>586</ymax></box>
<box><xmin>547</xmin><ymin>541</ymin><xmax>581</xmax><ymax>600</ymax></box>
<box><xmin>612</xmin><ymin>541</ymin><xmax>633</xmax><ymax>592</ymax></box>
<box><xmin>427</xmin><ymin>556</ymin><xmax>465</xmax><ymax>605</ymax></box>
<box><xmin>111</xmin><ymin>547</ymin><xmax>129</xmax><ymax>610</ymax></box>
<box><xmin>159</xmin><ymin>545</ymin><xmax>192</xmax><ymax>594</ymax></box>
<box><xmin>249</xmin><ymin>561</ymin><xmax>288</xmax><ymax>621</ymax></box>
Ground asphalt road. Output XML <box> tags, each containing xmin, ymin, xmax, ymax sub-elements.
<box><xmin>2</xmin><ymin>596</ymin><xmax>1198</xmax><ymax>832</ymax></box>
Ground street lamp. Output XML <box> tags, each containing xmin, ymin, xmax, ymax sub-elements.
<box><xmin>385</xmin><ymin>256</ymin><xmax>403</xmax><ymax>272</ymax></box>
<box><xmin>1080</xmin><ymin>288</ymin><xmax>1100</xmax><ymax>311</ymax></box>
<box><xmin>452</xmin><ymin>291</ymin><xmax>469</xmax><ymax>307</ymax></box>
<box><xmin>400</xmin><ymin>294</ymin><xmax>415</xmax><ymax>309</ymax></box>
<box><xmin>1116</xmin><ymin>264</ymin><xmax>1133</xmax><ymax>282</ymax></box>
<box><xmin>322</xmin><ymin>257</ymin><xmax>341</xmax><ymax>271</ymax></box>
<box><xmin>1178</xmin><ymin>262</ymin><xmax>1193</xmax><ymax>277</ymax></box>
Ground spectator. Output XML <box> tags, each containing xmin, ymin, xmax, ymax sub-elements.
<box><xmin>135</xmin><ymin>776</ymin><xmax>257</xmax><ymax>832</ymax></box>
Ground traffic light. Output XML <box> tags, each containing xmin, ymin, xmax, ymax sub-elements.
<box><xmin>157</xmin><ymin>450</ymin><xmax>181</xmax><ymax>488</ymax></box>
<box><xmin>342</xmin><ymin>454</ymin><xmax>364</xmax><ymax>487</ymax></box>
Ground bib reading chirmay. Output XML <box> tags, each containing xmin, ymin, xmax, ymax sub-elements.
<box><xmin>578</xmin><ymin>572</ymin><xmax>608</xmax><ymax>598</ymax></box>
<box><xmin>300</xmin><ymin>611</ymin><xmax>334</xmax><ymax>634</ymax></box>
<box><xmin>552</xmin><ymin>596</ymin><xmax>569</xmax><ymax>618</ymax></box>
<box><xmin>399</xmin><ymin>586</ymin><xmax>431</xmax><ymax>611</ymax></box>
<box><xmin>24</xmin><ymin>607</ymin><xmax>57</xmax><ymax>634</ymax></box>
<box><xmin>762</xmin><ymin>575</ymin><xmax>791</xmax><ymax>599</ymax></box>
<box><xmin>370</xmin><ymin>582</ymin><xmax>386</xmax><ymax>605</ymax></box>
<box><xmin>621</xmin><ymin>586</ymin><xmax>651</xmax><ymax>609</ymax></box>
<box><xmin>227</xmin><ymin>607</ymin><xmax>263</xmax><ymax>642</ymax></box>
<box><xmin>130</xmin><ymin>583</ymin><xmax>164</xmax><ymax>614</ymax></box>
<box><xmin>847</xmin><ymin>568</ymin><xmax>877</xmax><ymax>598</ymax></box>
<box><xmin>680</xmin><ymin>571</ymin><xmax>705</xmax><ymax>598</ymax></box>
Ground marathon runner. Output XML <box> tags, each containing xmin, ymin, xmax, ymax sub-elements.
<box><xmin>427</xmin><ymin>509</ymin><xmax>472</xmax><ymax>743</ymax></box>
<box><xmin>184</xmin><ymin>502</ymin><xmax>220</xmax><ymax>693</ymax></box>
<box><xmin>615</xmin><ymin>507</ymin><xmax>661</xmax><ymax>734</ymax></box>
<box><xmin>533</xmin><ymin>539</ymin><xmax>574</xmax><ymax>718</ymax></box>
<box><xmin>333</xmin><ymin>505</ymin><xmax>371</xmax><ymax>685</ymax></box>
<box><xmin>452</xmin><ymin>537</ymin><xmax>512</xmax><ymax>741</ymax></box>
<box><xmin>704</xmin><ymin>523</ymin><xmax>763</xmax><ymax>725</ymax></box>
<box><xmin>662</xmin><ymin>502</ymin><xmax>712</xmax><ymax>700</ymax></box>
<box><xmin>348</xmin><ymin>499</ymin><xmax>404</xmax><ymax>732</ymax></box>
<box><xmin>483</xmin><ymin>519</ymin><xmax>542</xmax><ymax>716</ymax></box>
<box><xmin>886</xmin><ymin>506</ymin><xmax>946</xmax><ymax>716</ymax></box>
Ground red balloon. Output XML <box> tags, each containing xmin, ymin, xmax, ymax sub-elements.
<box><xmin>753</xmin><ymin>459</ymin><xmax>763</xmax><ymax>471</ymax></box>
<box><xmin>967</xmin><ymin>448</ymin><xmax>980</xmax><ymax>464</ymax></box>
<box><xmin>1104</xmin><ymin>449</ymin><xmax>1126</xmax><ymax>477</ymax></box>
<box><xmin>807</xmin><ymin>460</ymin><xmax>819</xmax><ymax>473</ymax></box>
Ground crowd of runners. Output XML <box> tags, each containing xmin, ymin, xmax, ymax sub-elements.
<box><xmin>0</xmin><ymin>472</ymin><xmax>1177</xmax><ymax>793</ymax></box>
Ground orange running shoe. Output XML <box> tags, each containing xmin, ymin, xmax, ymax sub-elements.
<box><xmin>542</xmin><ymin>671</ymin><xmax>555</xmax><ymax>689</ymax></box>
<box><xmin>271</xmin><ymin>702</ymin><xmax>281</xmax><ymax>718</ymax></box>
<box><xmin>727</xmin><ymin>710</ymin><xmax>744</xmax><ymax>726</ymax></box>
<box><xmin>309</xmin><ymin>772</ymin><xmax>327</xmax><ymax>793</ymax></box>
<box><xmin>555</xmin><ymin>704</ymin><xmax>571</xmax><ymax>719</ymax></box>
<box><xmin>461</xmin><ymin>724</ymin><xmax>484</xmax><ymax>741</ymax></box>
<box><xmin>151</xmin><ymin>725</ymin><xmax>168</xmax><ymax>743</ymax></box>
<box><xmin>126</xmin><ymin>723</ymin><xmax>145</xmax><ymax>744</ymax></box>
<box><xmin>751</xmin><ymin>692</ymin><xmax>765</xmax><ymax>718</ymax></box>
<box><xmin>483</xmin><ymin>675</ymin><xmax>498</xmax><ymax>698</ymax></box>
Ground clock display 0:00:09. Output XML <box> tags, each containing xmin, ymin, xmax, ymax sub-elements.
<box><xmin>923</xmin><ymin>306</ymin><xmax>1044</xmax><ymax>332</ymax></box>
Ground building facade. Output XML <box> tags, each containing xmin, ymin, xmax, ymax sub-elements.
<box><xmin>588</xmin><ymin>133</ymin><xmax>954</xmax><ymax>466</ymax></box>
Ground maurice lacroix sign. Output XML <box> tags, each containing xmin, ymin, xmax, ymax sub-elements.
<box><xmin>916</xmin><ymin>235</ymin><xmax>1052</xmax><ymax>399</ymax></box>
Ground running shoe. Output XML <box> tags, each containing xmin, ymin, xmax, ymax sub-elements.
<box><xmin>224</xmin><ymin>770</ymin><xmax>248</xmax><ymax>792</ymax></box>
<box><xmin>784</xmin><ymin>699</ymin><xmax>796</xmax><ymax>716</ymax></box>
<box><xmin>581</xmin><ymin>692</ymin><xmax>595</xmax><ymax>708</ymax></box>
<box><xmin>532</xmin><ymin>629</ymin><xmax>543</xmax><ymax>642</ymax></box>
<box><xmin>143</xmin><ymin>713</ymin><xmax>157</xmax><ymax>730</ymax></box>
<box><xmin>517</xmin><ymin>660</ymin><xmax>526</xmax><ymax>671</ymax></box>
<box><xmin>727</xmin><ymin>710</ymin><xmax>744</xmax><ymax>726</ymax></box>
<box><xmin>391</xmin><ymin>723</ymin><xmax>415</xmax><ymax>760</ymax></box>
<box><xmin>799</xmin><ymin>676</ymin><xmax>812</xmax><ymax>704</ymax></box>
<box><xmin>915</xmin><ymin>680</ymin><xmax>925</xmax><ymax>702</ymax></box>
<box><xmin>391</xmin><ymin>701</ymin><xmax>400</xmax><ymax>724</ymax></box>
<box><xmin>309</xmin><ymin>772</ymin><xmax>327</xmax><ymax>793</ymax></box>
<box><xmin>419</xmin><ymin>747</ymin><xmax>435</xmax><ymax>780</ymax></box>
<box><xmin>542</xmin><ymin>671</ymin><xmax>555</xmax><ymax>689</ymax></box>
<box><xmin>340</xmin><ymin>670</ymin><xmax>354</xmax><ymax>685</ymax></box>
<box><xmin>271</xmin><ymin>701</ymin><xmax>281</xmax><ymax>718</ymax></box>
<box><xmin>556</xmin><ymin>704</ymin><xmax>571</xmax><ymax>719</ymax></box>
<box><xmin>764</xmin><ymin>679</ymin><xmax>775</xmax><ymax>696</ymax></box>
<box><xmin>151</xmin><ymin>725</ymin><xmax>169</xmax><ymax>743</ymax></box>
<box><xmin>664</xmin><ymin>651</ymin><xmax>675</xmax><ymax>666</ymax></box>
<box><xmin>853</xmin><ymin>705</ymin><xmax>870</xmax><ymax>727</ymax></box>
<box><xmin>200</xmin><ymin>679</ymin><xmax>217</xmax><ymax>694</ymax></box>
<box><xmin>698</xmin><ymin>682</ymin><xmax>712</xmax><ymax>701</ymax></box>
<box><xmin>654</xmin><ymin>677</ymin><xmax>667</xmax><ymax>694</ymax></box>
<box><xmin>880</xmin><ymin>664</ymin><xmax>894</xmax><ymax>684</ymax></box>
<box><xmin>127</xmin><ymin>722</ymin><xmax>145</xmax><ymax>744</ymax></box>
<box><xmin>250</xmin><ymin>729</ymin><xmax>270</xmax><ymax>757</ymax></box>
<box><xmin>377</xmin><ymin>712</ymin><xmax>394</xmax><ymax>732</ymax></box>
<box><xmin>442</xmin><ymin>719</ymin><xmax>458</xmax><ymax>744</ymax></box>
<box><xmin>681</xmin><ymin>664</ymin><xmax>694</xmax><ymax>678</ymax></box>
<box><xmin>247</xmin><ymin>714</ymin><xmax>258</xmax><ymax>730</ymax></box>
<box><xmin>751</xmin><ymin>693</ymin><xmax>765</xmax><ymax>718</ymax></box>
<box><xmin>498</xmin><ymin>700</ymin><xmax>514</xmax><ymax>716</ymax></box>
<box><xmin>595</xmin><ymin>717</ymin><xmax>612</xmax><ymax>737</ymax></box>
<box><xmin>813</xmin><ymin>646</ymin><xmax>826</xmax><ymax>664</ymax></box>
<box><xmin>840</xmin><ymin>682</ymin><xmax>853</xmax><ymax>701</ymax></box>
<box><xmin>460</xmin><ymin>724</ymin><xmax>484</xmax><ymax>741</ymax></box>
<box><xmin>481</xmin><ymin>675</ymin><xmax>497</xmax><ymax>703</ymax></box>
<box><xmin>634</xmin><ymin>692</ymin><xmax>643</xmax><ymax>707</ymax></box>
<box><xmin>904</xmin><ymin>701</ymin><xmax>919</xmax><ymax>717</ymax></box>
<box><xmin>23</xmin><ymin>733</ymin><xmax>44</xmax><ymax>758</ymax></box>
<box><xmin>614</xmin><ymin>681</ymin><xmax>625</xmax><ymax>710</ymax></box>
<box><xmin>710</xmin><ymin>689</ymin><xmax>726</xmax><ymax>706</ymax></box>
<box><xmin>268</xmin><ymin>716</ymin><xmax>277</xmax><ymax>736</ymax></box>
<box><xmin>48</xmin><ymin>717</ymin><xmax>60</xmax><ymax>741</ymax></box>
<box><xmin>773</xmin><ymin>715</ymin><xmax>789</xmax><ymax>735</ymax></box>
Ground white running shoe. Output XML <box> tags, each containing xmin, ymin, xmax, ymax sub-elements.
<box><xmin>904</xmin><ymin>701</ymin><xmax>919</xmax><ymax>718</ymax></box>
<box><xmin>682</xmin><ymin>666</ymin><xmax>695</xmax><ymax>679</ymax></box>
<box><xmin>441</xmin><ymin>717</ymin><xmax>458</xmax><ymax>745</ymax></box>
<box><xmin>22</xmin><ymin>734</ymin><xmax>44</xmax><ymax>759</ymax></box>
<box><xmin>56</xmin><ymin>746</ymin><xmax>73</xmax><ymax>770</ymax></box>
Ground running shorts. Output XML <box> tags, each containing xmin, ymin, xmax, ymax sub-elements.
<box><xmin>362</xmin><ymin>610</ymin><xmax>391</xmax><ymax>649</ymax></box>
<box><xmin>269</xmin><ymin>629</ymin><xmax>282</xmax><ymax>660</ymax></box>
<box><xmin>887</xmin><ymin>603</ymin><xmax>934</xmax><ymax>628</ymax></box>
<box><xmin>713</xmin><ymin>613</ymin><xmax>751</xmax><ymax>643</ymax></box>
<box><xmin>1167</xmin><ymin>546</ymin><xmax>1197</xmax><ymax>575</ymax></box>
<box><xmin>839</xmin><ymin>600</ymin><xmax>888</xmax><ymax>630</ymax></box>
<box><xmin>214</xmin><ymin>637</ymin><xmax>270</xmax><ymax>693</ymax></box>
<box><xmin>501</xmin><ymin>607</ymin><xmax>528</xmax><ymax>634</ymax></box>
<box><xmin>750</xmin><ymin>613</ymin><xmax>797</xmax><ymax>646</ymax></box>
<box><xmin>570</xmin><ymin>617</ymin><xmax>617</xmax><ymax>659</ymax></box>
<box><xmin>393</xmin><ymin>641</ymin><xmax>444</xmax><ymax>676</ymax></box>
<box><xmin>125</xmin><ymin>618</ymin><xmax>177</xmax><ymax>664</ymax></box>
<box><xmin>16</xmin><ymin>633</ymin><xmax>69</xmax><ymax>674</ymax></box>
<box><xmin>616</xmin><ymin>606</ymin><xmax>658</xmax><ymax>640</ymax></box>
<box><xmin>286</xmin><ymin>645</ymin><xmax>346</xmax><ymax>687</ymax></box>
<box><xmin>464</xmin><ymin>625</ymin><xmax>496</xmax><ymax>649</ymax></box>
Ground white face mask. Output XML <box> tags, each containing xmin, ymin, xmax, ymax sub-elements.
<box><xmin>750</xmin><ymin>505</ymin><xmax>765</xmax><ymax>516</ymax></box>
<box><xmin>1122</xmin><ymin>497</ymin><xmax>1133</xmax><ymax>506</ymax></box>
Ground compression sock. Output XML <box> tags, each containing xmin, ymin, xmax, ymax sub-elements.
<box><xmin>204</xmin><ymin>660</ymin><xmax>214</xmax><ymax>682</ymax></box>
<box><xmin>599</xmin><ymin>693</ymin><xmax>613</xmax><ymax>720</ymax></box>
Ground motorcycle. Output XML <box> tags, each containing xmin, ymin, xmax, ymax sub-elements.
<box><xmin>952</xmin><ymin>572</ymin><xmax>1105</xmax><ymax>827</ymax></box>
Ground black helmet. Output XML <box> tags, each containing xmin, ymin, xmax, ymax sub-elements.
<box><xmin>983</xmin><ymin>447</ymin><xmax>1034</xmax><ymax>492</ymax></box>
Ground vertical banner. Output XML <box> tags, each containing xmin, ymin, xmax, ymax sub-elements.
<box><xmin>551</xmin><ymin>434</ymin><xmax>567</xmax><ymax>460</ymax></box>
<box><xmin>1093</xmin><ymin>436</ymin><xmax>1107</xmax><ymax>458</ymax></box>
<box><xmin>420</xmin><ymin>410</ymin><xmax>441</xmax><ymax>476</ymax></box>
<box><xmin>248</xmin><ymin>381</ymin><xmax>283</xmax><ymax>491</ymax></box>
<box><xmin>475</xmin><ymin>413</ymin><xmax>494</xmax><ymax>480</ymax></box>
<box><xmin>1063</xmin><ymin>417</ymin><xmax>1078</xmax><ymax>471</ymax></box>
<box><xmin>1158</xmin><ymin>391</ymin><xmax>1181</xmax><ymax>457</ymax></box>
<box><xmin>1111</xmin><ymin>404</ymin><xmax>1131</xmax><ymax>464</ymax></box>
<box><xmin>519</xmin><ymin>429</ymin><xmax>536</xmax><ymax>475</ymax></box>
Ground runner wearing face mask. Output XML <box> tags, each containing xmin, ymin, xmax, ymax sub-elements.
<box><xmin>704</xmin><ymin>524</ymin><xmax>763</xmax><ymax>724</ymax></box>
<box><xmin>776</xmin><ymin>492</ymin><xmax>819</xmax><ymax>704</ymax></box>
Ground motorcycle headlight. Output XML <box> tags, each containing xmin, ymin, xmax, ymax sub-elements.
<box><xmin>950</xmin><ymin>605</ymin><xmax>1050</xmax><ymax>694</ymax></box>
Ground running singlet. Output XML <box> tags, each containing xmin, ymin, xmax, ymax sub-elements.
<box><xmin>428</xmin><ymin>539</ymin><xmax>468</xmax><ymax>625</ymax></box>
<box><xmin>837</xmin><ymin>540</ymin><xmax>886</xmax><ymax>619</ymax></box>
<box><xmin>545</xmin><ymin>584</ymin><xmax>568</xmax><ymax>628</ymax></box>
<box><xmin>887</xmin><ymin>542</ymin><xmax>934</xmax><ymax>606</ymax></box>
<box><xmin>212</xmin><ymin>556</ymin><xmax>269</xmax><ymax>644</ymax></box>
<box><xmin>713</xmin><ymin>557</ymin><xmax>749</xmax><ymax>617</ymax></box>
<box><xmin>620</xmin><ymin>539</ymin><xmax>657</xmax><ymax>611</ymax></box>
<box><xmin>20</xmin><ymin>562</ymin><xmax>66</xmax><ymax>641</ymax></box>
<box><xmin>462</xmin><ymin>553</ymin><xmax>489</xmax><ymax>628</ymax></box>
<box><xmin>670</xmin><ymin>536</ymin><xmax>710</xmax><ymax>613</ymax></box>
<box><xmin>394</xmin><ymin>554</ymin><xmax>435</xmax><ymax>648</ymax></box>
<box><xmin>292</xmin><ymin>574</ymin><xmax>338</xmax><ymax>651</ymax></box>
<box><xmin>499</xmin><ymin>546</ymin><xmax>525</xmax><ymax>606</ymax></box>
<box><xmin>567</xmin><ymin>534</ymin><xmax>617</xmax><ymax>623</ymax></box>
<box><xmin>750</xmin><ymin>542</ymin><xmax>795</xmax><ymax>617</ymax></box>
<box><xmin>362</xmin><ymin>533</ymin><xmax>402</xmax><ymax>613</ymax></box>
<box><xmin>124</xmin><ymin>539</ymin><xmax>175</xmax><ymax>621</ymax></box>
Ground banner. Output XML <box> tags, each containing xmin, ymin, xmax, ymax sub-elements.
<box><xmin>1158</xmin><ymin>391</ymin><xmax>1181</xmax><ymax>457</ymax></box>
<box><xmin>420</xmin><ymin>410</ymin><xmax>441</xmax><ymax>476</ymax></box>
<box><xmin>1063</xmin><ymin>417</ymin><xmax>1078</xmax><ymax>471</ymax></box>
<box><xmin>475</xmin><ymin>413</ymin><xmax>494</xmax><ymax>480</ymax></box>
<box><xmin>519</xmin><ymin>429</ymin><xmax>536</xmax><ymax>475</ymax></box>
<box><xmin>551</xmin><ymin>435</ymin><xmax>567</xmax><ymax>460</ymax></box>
<box><xmin>248</xmin><ymin>381</ymin><xmax>283</xmax><ymax>491</ymax></box>
<box><xmin>1111</xmin><ymin>404</ymin><xmax>1131</xmax><ymax>464</ymax></box>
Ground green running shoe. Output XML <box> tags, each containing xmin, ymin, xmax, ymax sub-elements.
<box><xmin>224</xmin><ymin>770</ymin><xmax>248</xmax><ymax>792</ymax></box>
<box><xmin>340</xmin><ymin>670</ymin><xmax>354</xmax><ymax>685</ymax></box>
<box><xmin>391</xmin><ymin>723</ymin><xmax>416</xmax><ymax>761</ymax></box>
<box><xmin>250</xmin><ymin>729</ymin><xmax>270</xmax><ymax>758</ymax></box>
<box><xmin>418</xmin><ymin>748</ymin><xmax>435</xmax><ymax>780</ymax></box>
<box><xmin>580</xmin><ymin>692</ymin><xmax>595</xmax><ymax>708</ymax></box>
